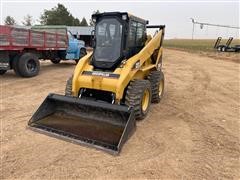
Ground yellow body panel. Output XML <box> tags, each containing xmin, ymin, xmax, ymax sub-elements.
<box><xmin>72</xmin><ymin>29</ymin><xmax>164</xmax><ymax>101</ymax></box>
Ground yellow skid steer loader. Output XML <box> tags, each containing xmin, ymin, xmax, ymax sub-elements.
<box><xmin>28</xmin><ymin>12</ymin><xmax>165</xmax><ymax>155</ymax></box>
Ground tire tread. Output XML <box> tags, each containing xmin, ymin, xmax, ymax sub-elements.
<box><xmin>125</xmin><ymin>79</ymin><xmax>152</xmax><ymax>120</ymax></box>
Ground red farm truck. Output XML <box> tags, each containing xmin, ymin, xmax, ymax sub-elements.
<box><xmin>0</xmin><ymin>25</ymin><xmax>86</xmax><ymax>77</ymax></box>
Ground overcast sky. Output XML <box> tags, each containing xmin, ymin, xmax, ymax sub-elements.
<box><xmin>1</xmin><ymin>1</ymin><xmax>239</xmax><ymax>39</ymax></box>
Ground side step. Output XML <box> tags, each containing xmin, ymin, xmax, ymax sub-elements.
<box><xmin>28</xmin><ymin>94</ymin><xmax>135</xmax><ymax>155</ymax></box>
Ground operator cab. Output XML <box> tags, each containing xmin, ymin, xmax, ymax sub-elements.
<box><xmin>92</xmin><ymin>12</ymin><xmax>148</xmax><ymax>70</ymax></box>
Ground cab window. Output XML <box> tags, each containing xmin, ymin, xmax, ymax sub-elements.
<box><xmin>127</xmin><ymin>20</ymin><xmax>145</xmax><ymax>47</ymax></box>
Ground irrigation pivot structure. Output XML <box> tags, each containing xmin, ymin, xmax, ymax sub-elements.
<box><xmin>190</xmin><ymin>18</ymin><xmax>240</xmax><ymax>39</ymax></box>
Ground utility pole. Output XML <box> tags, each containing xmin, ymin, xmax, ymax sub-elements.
<box><xmin>190</xmin><ymin>18</ymin><xmax>195</xmax><ymax>40</ymax></box>
<box><xmin>190</xmin><ymin>18</ymin><xmax>240</xmax><ymax>40</ymax></box>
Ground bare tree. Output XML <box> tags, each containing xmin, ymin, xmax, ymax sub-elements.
<box><xmin>22</xmin><ymin>14</ymin><xmax>34</xmax><ymax>26</ymax></box>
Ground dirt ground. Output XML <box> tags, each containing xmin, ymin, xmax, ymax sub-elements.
<box><xmin>1</xmin><ymin>49</ymin><xmax>239</xmax><ymax>179</ymax></box>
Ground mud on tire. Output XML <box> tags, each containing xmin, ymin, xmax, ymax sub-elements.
<box><xmin>125</xmin><ymin>79</ymin><xmax>152</xmax><ymax>120</ymax></box>
<box><xmin>148</xmin><ymin>70</ymin><xmax>165</xmax><ymax>103</ymax></box>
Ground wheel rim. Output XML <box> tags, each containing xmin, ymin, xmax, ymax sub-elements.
<box><xmin>27</xmin><ymin>59</ymin><xmax>36</xmax><ymax>72</ymax></box>
<box><xmin>159</xmin><ymin>79</ymin><xmax>164</xmax><ymax>97</ymax></box>
<box><xmin>142</xmin><ymin>89</ymin><xmax>150</xmax><ymax>112</ymax></box>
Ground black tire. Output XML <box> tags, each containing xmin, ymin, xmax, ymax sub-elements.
<box><xmin>75</xmin><ymin>48</ymin><xmax>87</xmax><ymax>64</ymax></box>
<box><xmin>148</xmin><ymin>70</ymin><xmax>165</xmax><ymax>103</ymax></box>
<box><xmin>65</xmin><ymin>76</ymin><xmax>73</xmax><ymax>96</ymax></box>
<box><xmin>125</xmin><ymin>79</ymin><xmax>152</xmax><ymax>120</ymax></box>
<box><xmin>18</xmin><ymin>53</ymin><xmax>40</xmax><ymax>77</ymax></box>
<box><xmin>0</xmin><ymin>70</ymin><xmax>7</xmax><ymax>75</ymax></box>
<box><xmin>50</xmin><ymin>58</ymin><xmax>61</xmax><ymax>64</ymax></box>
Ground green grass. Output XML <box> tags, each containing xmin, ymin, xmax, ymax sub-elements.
<box><xmin>164</xmin><ymin>39</ymin><xmax>240</xmax><ymax>52</ymax></box>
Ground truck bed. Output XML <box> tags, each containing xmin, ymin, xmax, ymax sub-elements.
<box><xmin>0</xmin><ymin>25</ymin><xmax>68</xmax><ymax>51</ymax></box>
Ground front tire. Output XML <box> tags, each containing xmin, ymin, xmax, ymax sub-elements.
<box><xmin>18</xmin><ymin>53</ymin><xmax>40</xmax><ymax>77</ymax></box>
<box><xmin>125</xmin><ymin>80</ymin><xmax>152</xmax><ymax>120</ymax></box>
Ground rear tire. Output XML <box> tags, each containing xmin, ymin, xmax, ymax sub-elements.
<box><xmin>65</xmin><ymin>76</ymin><xmax>73</xmax><ymax>96</ymax></box>
<box><xmin>125</xmin><ymin>80</ymin><xmax>152</xmax><ymax>120</ymax></box>
<box><xmin>18</xmin><ymin>53</ymin><xmax>40</xmax><ymax>77</ymax></box>
<box><xmin>148</xmin><ymin>70</ymin><xmax>165</xmax><ymax>103</ymax></box>
<box><xmin>0</xmin><ymin>70</ymin><xmax>7</xmax><ymax>75</ymax></box>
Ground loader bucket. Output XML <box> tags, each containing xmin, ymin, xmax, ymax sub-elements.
<box><xmin>28</xmin><ymin>94</ymin><xmax>135</xmax><ymax>155</ymax></box>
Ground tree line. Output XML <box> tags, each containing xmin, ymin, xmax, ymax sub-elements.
<box><xmin>4</xmin><ymin>4</ymin><xmax>99</xmax><ymax>26</ymax></box>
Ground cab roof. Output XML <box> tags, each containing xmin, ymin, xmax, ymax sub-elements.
<box><xmin>92</xmin><ymin>12</ymin><xmax>148</xmax><ymax>25</ymax></box>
